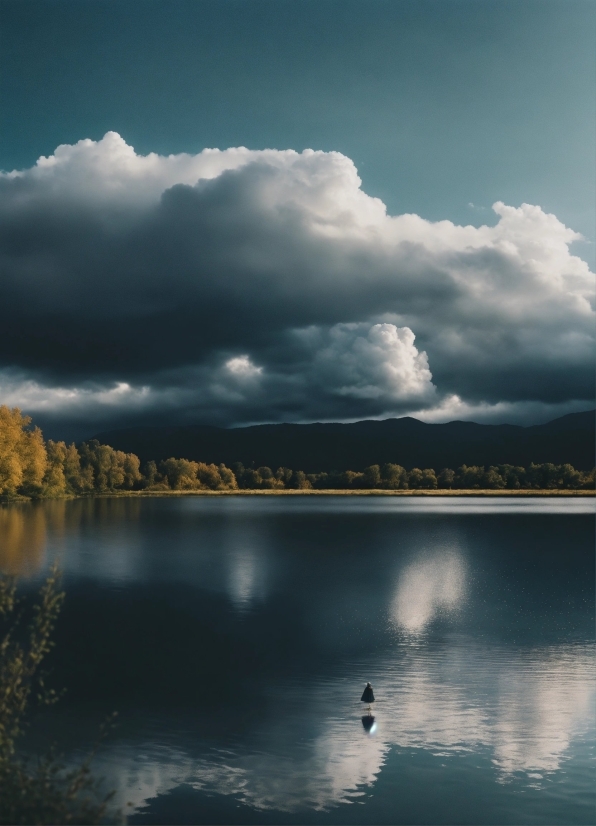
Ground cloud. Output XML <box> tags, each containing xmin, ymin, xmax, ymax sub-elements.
<box><xmin>0</xmin><ymin>321</ymin><xmax>433</xmax><ymax>436</ymax></box>
<box><xmin>224</xmin><ymin>355</ymin><xmax>263</xmax><ymax>379</ymax></box>
<box><xmin>0</xmin><ymin>133</ymin><xmax>593</xmax><ymax>431</ymax></box>
<box><xmin>410</xmin><ymin>394</ymin><xmax>595</xmax><ymax>426</ymax></box>
<box><xmin>0</xmin><ymin>370</ymin><xmax>151</xmax><ymax>415</ymax></box>
<box><xmin>307</xmin><ymin>322</ymin><xmax>434</xmax><ymax>402</ymax></box>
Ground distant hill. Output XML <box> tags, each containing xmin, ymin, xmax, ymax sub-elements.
<box><xmin>92</xmin><ymin>410</ymin><xmax>595</xmax><ymax>472</ymax></box>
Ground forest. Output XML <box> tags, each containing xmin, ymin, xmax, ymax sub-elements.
<box><xmin>0</xmin><ymin>406</ymin><xmax>594</xmax><ymax>498</ymax></box>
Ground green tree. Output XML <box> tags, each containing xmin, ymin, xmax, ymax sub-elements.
<box><xmin>437</xmin><ymin>468</ymin><xmax>455</xmax><ymax>489</ymax></box>
<box><xmin>526</xmin><ymin>462</ymin><xmax>560</xmax><ymax>489</ymax></box>
<box><xmin>483</xmin><ymin>466</ymin><xmax>505</xmax><ymax>489</ymax></box>
<box><xmin>254</xmin><ymin>467</ymin><xmax>284</xmax><ymax>489</ymax></box>
<box><xmin>0</xmin><ymin>568</ymin><xmax>114</xmax><ymax>824</ymax></box>
<box><xmin>239</xmin><ymin>468</ymin><xmax>260</xmax><ymax>489</ymax></box>
<box><xmin>289</xmin><ymin>470</ymin><xmax>312</xmax><ymax>490</ymax></box>
<box><xmin>362</xmin><ymin>465</ymin><xmax>382</xmax><ymax>489</ymax></box>
<box><xmin>557</xmin><ymin>464</ymin><xmax>581</xmax><ymax>489</ymax></box>
<box><xmin>420</xmin><ymin>468</ymin><xmax>438</xmax><ymax>489</ymax></box>
<box><xmin>275</xmin><ymin>467</ymin><xmax>293</xmax><ymax>486</ymax></box>
<box><xmin>311</xmin><ymin>472</ymin><xmax>329</xmax><ymax>489</ymax></box>
<box><xmin>407</xmin><ymin>468</ymin><xmax>424</xmax><ymax>489</ymax></box>
<box><xmin>456</xmin><ymin>465</ymin><xmax>485</xmax><ymax>489</ymax></box>
<box><xmin>381</xmin><ymin>463</ymin><xmax>408</xmax><ymax>489</ymax></box>
<box><xmin>345</xmin><ymin>470</ymin><xmax>365</xmax><ymax>488</ymax></box>
<box><xmin>142</xmin><ymin>460</ymin><xmax>160</xmax><ymax>488</ymax></box>
<box><xmin>497</xmin><ymin>464</ymin><xmax>524</xmax><ymax>489</ymax></box>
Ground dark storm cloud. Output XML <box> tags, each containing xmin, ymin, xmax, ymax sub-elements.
<box><xmin>0</xmin><ymin>133</ymin><xmax>593</xmax><ymax>429</ymax></box>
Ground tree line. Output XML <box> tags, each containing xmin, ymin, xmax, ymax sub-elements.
<box><xmin>0</xmin><ymin>406</ymin><xmax>593</xmax><ymax>498</ymax></box>
<box><xmin>230</xmin><ymin>461</ymin><xmax>595</xmax><ymax>490</ymax></box>
<box><xmin>0</xmin><ymin>407</ymin><xmax>238</xmax><ymax>497</ymax></box>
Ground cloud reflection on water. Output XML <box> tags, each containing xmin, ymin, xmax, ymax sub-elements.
<box><xmin>5</xmin><ymin>498</ymin><xmax>593</xmax><ymax>817</ymax></box>
<box><xmin>225</xmin><ymin>523</ymin><xmax>270</xmax><ymax>612</ymax></box>
<box><xmin>490</xmin><ymin>651</ymin><xmax>595</xmax><ymax>777</ymax></box>
<box><xmin>390</xmin><ymin>548</ymin><xmax>466</xmax><ymax>634</ymax></box>
<box><xmin>94</xmin><ymin>643</ymin><xmax>594</xmax><ymax>815</ymax></box>
<box><xmin>228</xmin><ymin>550</ymin><xmax>259</xmax><ymax>610</ymax></box>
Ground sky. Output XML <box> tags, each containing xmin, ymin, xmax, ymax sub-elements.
<box><xmin>0</xmin><ymin>0</ymin><xmax>594</xmax><ymax>439</ymax></box>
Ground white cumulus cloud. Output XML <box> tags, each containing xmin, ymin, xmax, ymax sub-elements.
<box><xmin>224</xmin><ymin>355</ymin><xmax>263</xmax><ymax>379</ymax></box>
<box><xmin>0</xmin><ymin>132</ymin><xmax>593</xmax><ymax>430</ymax></box>
<box><xmin>307</xmin><ymin>322</ymin><xmax>435</xmax><ymax>402</ymax></box>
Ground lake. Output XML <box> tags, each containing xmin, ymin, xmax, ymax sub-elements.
<box><xmin>1</xmin><ymin>496</ymin><xmax>594</xmax><ymax>824</ymax></box>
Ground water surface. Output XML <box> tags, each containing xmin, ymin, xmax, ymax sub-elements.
<box><xmin>1</xmin><ymin>496</ymin><xmax>594</xmax><ymax>824</ymax></box>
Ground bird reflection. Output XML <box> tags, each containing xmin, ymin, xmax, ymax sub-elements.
<box><xmin>361</xmin><ymin>714</ymin><xmax>377</xmax><ymax>734</ymax></box>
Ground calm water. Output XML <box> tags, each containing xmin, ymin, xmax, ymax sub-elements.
<box><xmin>1</xmin><ymin>496</ymin><xmax>594</xmax><ymax>825</ymax></box>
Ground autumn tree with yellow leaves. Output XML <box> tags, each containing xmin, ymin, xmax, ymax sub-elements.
<box><xmin>0</xmin><ymin>408</ymin><xmax>47</xmax><ymax>497</ymax></box>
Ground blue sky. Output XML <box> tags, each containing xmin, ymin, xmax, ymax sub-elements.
<box><xmin>0</xmin><ymin>0</ymin><xmax>594</xmax><ymax>436</ymax></box>
<box><xmin>3</xmin><ymin>0</ymin><xmax>594</xmax><ymax>249</ymax></box>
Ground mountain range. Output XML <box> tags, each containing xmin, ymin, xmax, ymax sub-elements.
<box><xmin>93</xmin><ymin>410</ymin><xmax>595</xmax><ymax>472</ymax></box>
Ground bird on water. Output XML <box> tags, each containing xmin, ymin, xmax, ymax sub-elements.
<box><xmin>361</xmin><ymin>682</ymin><xmax>375</xmax><ymax>711</ymax></box>
<box><xmin>361</xmin><ymin>682</ymin><xmax>376</xmax><ymax>732</ymax></box>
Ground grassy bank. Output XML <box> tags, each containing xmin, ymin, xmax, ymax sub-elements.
<box><xmin>3</xmin><ymin>489</ymin><xmax>594</xmax><ymax>504</ymax></box>
<box><xmin>91</xmin><ymin>488</ymin><xmax>596</xmax><ymax>497</ymax></box>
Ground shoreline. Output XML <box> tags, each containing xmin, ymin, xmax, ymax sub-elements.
<box><xmin>2</xmin><ymin>489</ymin><xmax>594</xmax><ymax>504</ymax></box>
<box><xmin>99</xmin><ymin>488</ymin><xmax>595</xmax><ymax>497</ymax></box>
<box><xmin>3</xmin><ymin>489</ymin><xmax>594</xmax><ymax>502</ymax></box>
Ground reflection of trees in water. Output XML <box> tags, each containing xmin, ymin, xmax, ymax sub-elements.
<box><xmin>0</xmin><ymin>504</ymin><xmax>48</xmax><ymax>576</ymax></box>
<box><xmin>0</xmin><ymin>500</ymin><xmax>76</xmax><ymax>576</ymax></box>
<box><xmin>0</xmin><ymin>499</ymin><xmax>144</xmax><ymax>578</ymax></box>
<box><xmin>58</xmin><ymin>497</ymin><xmax>141</xmax><ymax>529</ymax></box>
<box><xmin>89</xmin><ymin>497</ymin><xmax>142</xmax><ymax>525</ymax></box>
